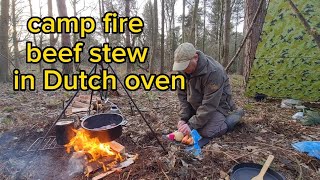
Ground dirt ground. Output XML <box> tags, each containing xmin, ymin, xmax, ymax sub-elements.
<box><xmin>0</xmin><ymin>74</ymin><xmax>319</xmax><ymax>180</ymax></box>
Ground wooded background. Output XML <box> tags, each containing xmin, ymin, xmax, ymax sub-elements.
<box><xmin>0</xmin><ymin>0</ymin><xmax>267</xmax><ymax>83</ymax></box>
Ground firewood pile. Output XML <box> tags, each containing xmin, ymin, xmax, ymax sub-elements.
<box><xmin>64</xmin><ymin>95</ymin><xmax>107</xmax><ymax>118</ymax></box>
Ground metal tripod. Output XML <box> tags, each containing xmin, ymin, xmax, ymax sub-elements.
<box><xmin>37</xmin><ymin>62</ymin><xmax>167</xmax><ymax>153</ymax></box>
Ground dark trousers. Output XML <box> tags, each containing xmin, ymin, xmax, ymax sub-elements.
<box><xmin>197</xmin><ymin>111</ymin><xmax>228</xmax><ymax>138</ymax></box>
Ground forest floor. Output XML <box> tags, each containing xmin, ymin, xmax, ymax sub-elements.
<box><xmin>0</xmin><ymin>70</ymin><xmax>319</xmax><ymax>180</ymax></box>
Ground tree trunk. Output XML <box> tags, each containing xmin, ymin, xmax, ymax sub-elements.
<box><xmin>100</xmin><ymin>0</ymin><xmax>107</xmax><ymax>43</ymax></box>
<box><xmin>243</xmin><ymin>0</ymin><xmax>266</xmax><ymax>84</ymax></box>
<box><xmin>57</xmin><ymin>0</ymin><xmax>73</xmax><ymax>74</ymax></box>
<box><xmin>12</xmin><ymin>0</ymin><xmax>19</xmax><ymax>68</ymax></box>
<box><xmin>222</xmin><ymin>0</ymin><xmax>231</xmax><ymax>67</ymax></box>
<box><xmin>190</xmin><ymin>0</ymin><xmax>199</xmax><ymax>45</ymax></box>
<box><xmin>182</xmin><ymin>0</ymin><xmax>185</xmax><ymax>43</ymax></box>
<box><xmin>72</xmin><ymin>0</ymin><xmax>77</xmax><ymax>47</ymax></box>
<box><xmin>149</xmin><ymin>0</ymin><xmax>158</xmax><ymax>74</ymax></box>
<box><xmin>165</xmin><ymin>1</ymin><xmax>172</xmax><ymax>70</ymax></box>
<box><xmin>235</xmin><ymin>4</ymin><xmax>243</xmax><ymax>75</ymax></box>
<box><xmin>39</xmin><ymin>0</ymin><xmax>43</xmax><ymax>72</ymax></box>
<box><xmin>29</xmin><ymin>0</ymin><xmax>39</xmax><ymax>71</ymax></box>
<box><xmin>39</xmin><ymin>33</ymin><xmax>43</xmax><ymax>72</ymax></box>
<box><xmin>171</xmin><ymin>1</ymin><xmax>175</xmax><ymax>69</ymax></box>
<box><xmin>0</xmin><ymin>0</ymin><xmax>10</xmax><ymax>82</ymax></box>
<box><xmin>215</xmin><ymin>0</ymin><xmax>220</xmax><ymax>42</ymax></box>
<box><xmin>48</xmin><ymin>0</ymin><xmax>56</xmax><ymax>69</ymax></box>
<box><xmin>125</xmin><ymin>0</ymin><xmax>132</xmax><ymax>73</ymax></box>
<box><xmin>72</xmin><ymin>0</ymin><xmax>80</xmax><ymax>71</ymax></box>
<box><xmin>202</xmin><ymin>0</ymin><xmax>206</xmax><ymax>52</ymax></box>
<box><xmin>28</xmin><ymin>0</ymin><xmax>37</xmax><ymax>47</ymax></box>
<box><xmin>218</xmin><ymin>0</ymin><xmax>224</xmax><ymax>62</ymax></box>
<box><xmin>160</xmin><ymin>0</ymin><xmax>165</xmax><ymax>73</ymax></box>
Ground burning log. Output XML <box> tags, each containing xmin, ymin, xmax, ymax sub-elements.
<box><xmin>64</xmin><ymin>128</ymin><xmax>129</xmax><ymax>177</ymax></box>
<box><xmin>63</xmin><ymin>127</ymin><xmax>139</xmax><ymax>180</ymax></box>
<box><xmin>55</xmin><ymin>120</ymin><xmax>75</xmax><ymax>145</ymax></box>
<box><xmin>65</xmin><ymin>129</ymin><xmax>123</xmax><ymax>162</ymax></box>
<box><xmin>86</xmin><ymin>155</ymin><xmax>117</xmax><ymax>174</ymax></box>
<box><xmin>108</xmin><ymin>141</ymin><xmax>125</xmax><ymax>154</ymax></box>
<box><xmin>92</xmin><ymin>154</ymin><xmax>139</xmax><ymax>180</ymax></box>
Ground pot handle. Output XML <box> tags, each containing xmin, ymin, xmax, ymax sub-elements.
<box><xmin>119</xmin><ymin>119</ymin><xmax>128</xmax><ymax>126</ymax></box>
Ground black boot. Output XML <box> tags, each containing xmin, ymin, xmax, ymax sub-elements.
<box><xmin>225</xmin><ymin>109</ymin><xmax>245</xmax><ymax>132</ymax></box>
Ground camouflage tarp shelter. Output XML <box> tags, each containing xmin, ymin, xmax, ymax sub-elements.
<box><xmin>246</xmin><ymin>0</ymin><xmax>320</xmax><ymax>101</ymax></box>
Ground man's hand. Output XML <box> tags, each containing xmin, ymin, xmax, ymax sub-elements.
<box><xmin>177</xmin><ymin>120</ymin><xmax>186</xmax><ymax>129</ymax></box>
<box><xmin>178</xmin><ymin>124</ymin><xmax>191</xmax><ymax>135</ymax></box>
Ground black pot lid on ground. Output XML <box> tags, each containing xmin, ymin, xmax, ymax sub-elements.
<box><xmin>230</xmin><ymin>163</ymin><xmax>286</xmax><ymax>180</ymax></box>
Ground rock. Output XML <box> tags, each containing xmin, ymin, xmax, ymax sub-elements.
<box><xmin>295</xmin><ymin>105</ymin><xmax>306</xmax><ymax>110</ymax></box>
<box><xmin>180</xmin><ymin>159</ymin><xmax>189</xmax><ymax>167</ymax></box>
<box><xmin>260</xmin><ymin>129</ymin><xmax>268</xmax><ymax>133</ymax></box>
<box><xmin>36</xmin><ymin>128</ymin><xmax>44</xmax><ymax>133</ymax></box>
<box><xmin>292</xmin><ymin>112</ymin><xmax>304</xmax><ymax>120</ymax></box>
<box><xmin>281</xmin><ymin>99</ymin><xmax>302</xmax><ymax>108</ymax></box>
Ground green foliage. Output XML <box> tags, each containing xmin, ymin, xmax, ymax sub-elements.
<box><xmin>2</xmin><ymin>106</ymin><xmax>15</xmax><ymax>113</ymax></box>
<box><xmin>246</xmin><ymin>0</ymin><xmax>320</xmax><ymax>101</ymax></box>
<box><xmin>1</xmin><ymin>118</ymin><xmax>13</xmax><ymax>125</ymax></box>
<box><xmin>244</xmin><ymin>103</ymin><xmax>254</xmax><ymax>110</ymax></box>
<box><xmin>301</xmin><ymin>109</ymin><xmax>320</xmax><ymax>126</ymax></box>
<box><xmin>45</xmin><ymin>99</ymin><xmax>61</xmax><ymax>109</ymax></box>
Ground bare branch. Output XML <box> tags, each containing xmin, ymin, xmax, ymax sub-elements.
<box><xmin>287</xmin><ymin>0</ymin><xmax>320</xmax><ymax>49</ymax></box>
<box><xmin>225</xmin><ymin>0</ymin><xmax>265</xmax><ymax>71</ymax></box>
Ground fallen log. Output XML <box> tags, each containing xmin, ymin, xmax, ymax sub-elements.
<box><xmin>72</xmin><ymin>107</ymin><xmax>89</xmax><ymax>113</ymax></box>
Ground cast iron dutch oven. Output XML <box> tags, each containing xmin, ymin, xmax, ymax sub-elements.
<box><xmin>81</xmin><ymin>113</ymin><xmax>127</xmax><ymax>142</ymax></box>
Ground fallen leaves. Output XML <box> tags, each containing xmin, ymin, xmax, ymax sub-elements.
<box><xmin>219</xmin><ymin>170</ymin><xmax>230</xmax><ymax>180</ymax></box>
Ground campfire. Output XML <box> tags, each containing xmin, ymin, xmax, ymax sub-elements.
<box><xmin>49</xmin><ymin>95</ymin><xmax>139</xmax><ymax>178</ymax></box>
<box><xmin>64</xmin><ymin>128</ymin><xmax>131</xmax><ymax>177</ymax></box>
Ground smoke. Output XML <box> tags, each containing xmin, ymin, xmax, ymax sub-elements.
<box><xmin>67</xmin><ymin>151</ymin><xmax>86</xmax><ymax>177</ymax></box>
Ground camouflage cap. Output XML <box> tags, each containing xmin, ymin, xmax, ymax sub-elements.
<box><xmin>173</xmin><ymin>43</ymin><xmax>196</xmax><ymax>71</ymax></box>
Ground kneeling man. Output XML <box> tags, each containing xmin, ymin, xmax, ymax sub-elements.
<box><xmin>173</xmin><ymin>43</ymin><xmax>244</xmax><ymax>138</ymax></box>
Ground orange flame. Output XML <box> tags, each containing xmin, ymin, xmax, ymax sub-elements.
<box><xmin>65</xmin><ymin>129</ymin><xmax>122</xmax><ymax>163</ymax></box>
